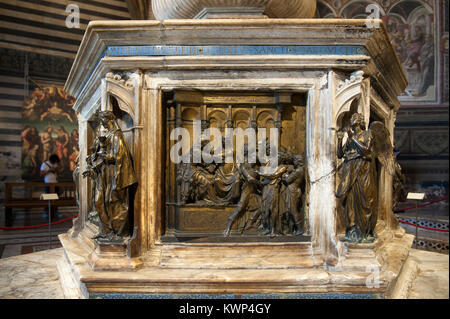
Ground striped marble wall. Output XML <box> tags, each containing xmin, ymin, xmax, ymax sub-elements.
<box><xmin>0</xmin><ymin>70</ymin><xmax>25</xmax><ymax>187</ymax></box>
<box><xmin>0</xmin><ymin>0</ymin><xmax>130</xmax><ymax>58</ymax></box>
<box><xmin>0</xmin><ymin>0</ymin><xmax>132</xmax><ymax>202</ymax></box>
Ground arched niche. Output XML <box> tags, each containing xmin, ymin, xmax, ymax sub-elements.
<box><xmin>182</xmin><ymin>107</ymin><xmax>200</xmax><ymax>122</ymax></box>
<box><xmin>257</xmin><ymin>110</ymin><xmax>276</xmax><ymax>142</ymax></box>
<box><xmin>336</xmin><ymin>98</ymin><xmax>360</xmax><ymax>131</ymax></box>
<box><xmin>104</xmin><ymin>73</ymin><xmax>137</xmax><ymax>125</ymax></box>
<box><xmin>208</xmin><ymin>109</ymin><xmax>227</xmax><ymax>130</ymax></box>
<box><xmin>334</xmin><ymin>71</ymin><xmax>372</xmax><ymax>132</ymax></box>
<box><xmin>257</xmin><ymin>110</ymin><xmax>275</xmax><ymax>127</ymax></box>
<box><xmin>110</xmin><ymin>95</ymin><xmax>135</xmax><ymax>155</ymax></box>
<box><xmin>233</xmin><ymin>109</ymin><xmax>251</xmax><ymax>129</ymax></box>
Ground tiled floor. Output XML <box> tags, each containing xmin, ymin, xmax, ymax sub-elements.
<box><xmin>0</xmin><ymin>207</ymin><xmax>77</xmax><ymax>259</ymax></box>
<box><xmin>395</xmin><ymin>197</ymin><xmax>449</xmax><ymax>253</ymax></box>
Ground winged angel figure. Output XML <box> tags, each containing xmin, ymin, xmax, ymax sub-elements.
<box><xmin>336</xmin><ymin>113</ymin><xmax>400</xmax><ymax>243</ymax></box>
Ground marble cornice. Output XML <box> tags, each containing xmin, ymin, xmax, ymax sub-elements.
<box><xmin>65</xmin><ymin>19</ymin><xmax>407</xmax><ymax>107</ymax></box>
<box><xmin>71</xmin><ymin>56</ymin><xmax>371</xmax><ymax>112</ymax></box>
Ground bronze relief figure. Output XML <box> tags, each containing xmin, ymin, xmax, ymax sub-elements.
<box><xmin>83</xmin><ymin>111</ymin><xmax>137</xmax><ymax>242</ymax></box>
<box><xmin>223</xmin><ymin>148</ymin><xmax>306</xmax><ymax>237</ymax></box>
<box><xmin>336</xmin><ymin>113</ymin><xmax>402</xmax><ymax>243</ymax></box>
<box><xmin>280</xmin><ymin>154</ymin><xmax>305</xmax><ymax>235</ymax></box>
<box><xmin>336</xmin><ymin>113</ymin><xmax>378</xmax><ymax>243</ymax></box>
<box><xmin>224</xmin><ymin>145</ymin><xmax>262</xmax><ymax>236</ymax></box>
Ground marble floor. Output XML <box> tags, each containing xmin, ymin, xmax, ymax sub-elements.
<box><xmin>0</xmin><ymin>247</ymin><xmax>447</xmax><ymax>299</ymax></box>
<box><xmin>406</xmin><ymin>249</ymin><xmax>449</xmax><ymax>299</ymax></box>
<box><xmin>0</xmin><ymin>247</ymin><xmax>64</xmax><ymax>299</ymax></box>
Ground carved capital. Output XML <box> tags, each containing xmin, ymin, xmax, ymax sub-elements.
<box><xmin>105</xmin><ymin>72</ymin><xmax>135</xmax><ymax>92</ymax></box>
<box><xmin>336</xmin><ymin>70</ymin><xmax>364</xmax><ymax>95</ymax></box>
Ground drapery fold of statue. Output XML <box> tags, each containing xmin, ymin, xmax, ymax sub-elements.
<box><xmin>83</xmin><ymin>110</ymin><xmax>137</xmax><ymax>242</ymax></box>
<box><xmin>336</xmin><ymin>113</ymin><xmax>401</xmax><ymax>243</ymax></box>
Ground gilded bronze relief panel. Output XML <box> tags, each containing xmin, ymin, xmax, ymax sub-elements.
<box><xmin>163</xmin><ymin>91</ymin><xmax>308</xmax><ymax>242</ymax></box>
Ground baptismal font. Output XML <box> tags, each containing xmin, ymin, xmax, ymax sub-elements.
<box><xmin>59</xmin><ymin>0</ymin><xmax>414</xmax><ymax>298</ymax></box>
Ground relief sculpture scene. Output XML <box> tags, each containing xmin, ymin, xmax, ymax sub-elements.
<box><xmin>164</xmin><ymin>91</ymin><xmax>308</xmax><ymax>240</ymax></box>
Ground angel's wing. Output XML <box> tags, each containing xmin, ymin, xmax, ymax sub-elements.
<box><xmin>369</xmin><ymin>121</ymin><xmax>396</xmax><ymax>176</ymax></box>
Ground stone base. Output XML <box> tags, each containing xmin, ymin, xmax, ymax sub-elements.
<box><xmin>87</xmin><ymin>239</ymin><xmax>143</xmax><ymax>271</ymax></box>
<box><xmin>56</xmin><ymin>255</ymin><xmax>85</xmax><ymax>299</ymax></box>
<box><xmin>70</xmin><ymin>223</ymin><xmax>143</xmax><ymax>271</ymax></box>
<box><xmin>58</xmin><ymin>229</ymin><xmax>414</xmax><ymax>298</ymax></box>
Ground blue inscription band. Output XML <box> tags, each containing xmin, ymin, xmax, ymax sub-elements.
<box><xmin>105</xmin><ymin>45</ymin><xmax>367</xmax><ymax>57</ymax></box>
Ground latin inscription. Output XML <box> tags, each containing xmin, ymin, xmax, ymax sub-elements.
<box><xmin>106</xmin><ymin>45</ymin><xmax>367</xmax><ymax>57</ymax></box>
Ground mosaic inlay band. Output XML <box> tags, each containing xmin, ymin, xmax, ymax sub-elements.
<box><xmin>105</xmin><ymin>45</ymin><xmax>367</xmax><ymax>57</ymax></box>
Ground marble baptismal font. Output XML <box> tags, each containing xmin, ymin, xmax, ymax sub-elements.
<box><xmin>58</xmin><ymin>0</ymin><xmax>413</xmax><ymax>298</ymax></box>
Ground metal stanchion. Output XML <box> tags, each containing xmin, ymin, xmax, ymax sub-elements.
<box><xmin>406</xmin><ymin>192</ymin><xmax>425</xmax><ymax>249</ymax></box>
<box><xmin>415</xmin><ymin>200</ymin><xmax>419</xmax><ymax>249</ymax></box>
<box><xmin>40</xmin><ymin>193</ymin><xmax>59</xmax><ymax>249</ymax></box>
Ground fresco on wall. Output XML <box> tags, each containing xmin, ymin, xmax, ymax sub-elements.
<box><xmin>318</xmin><ymin>0</ymin><xmax>441</xmax><ymax>104</ymax></box>
<box><xmin>386</xmin><ymin>1</ymin><xmax>436</xmax><ymax>102</ymax></box>
<box><xmin>21</xmin><ymin>86</ymin><xmax>78</xmax><ymax>181</ymax></box>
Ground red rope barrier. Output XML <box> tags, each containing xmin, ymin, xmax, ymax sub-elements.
<box><xmin>395</xmin><ymin>197</ymin><xmax>449</xmax><ymax>213</ymax></box>
<box><xmin>398</xmin><ymin>219</ymin><xmax>449</xmax><ymax>232</ymax></box>
<box><xmin>0</xmin><ymin>215</ymin><xmax>77</xmax><ymax>230</ymax></box>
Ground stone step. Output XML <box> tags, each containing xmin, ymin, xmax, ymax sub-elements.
<box><xmin>340</xmin><ymin>256</ymin><xmax>381</xmax><ymax>272</ymax></box>
<box><xmin>158</xmin><ymin>242</ymin><xmax>314</xmax><ymax>269</ymax></box>
<box><xmin>160</xmin><ymin>256</ymin><xmax>315</xmax><ymax>269</ymax></box>
<box><xmin>345</xmin><ymin>249</ymin><xmax>376</xmax><ymax>258</ymax></box>
<box><xmin>162</xmin><ymin>246</ymin><xmax>312</xmax><ymax>256</ymax></box>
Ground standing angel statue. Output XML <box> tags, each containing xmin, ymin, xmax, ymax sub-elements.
<box><xmin>83</xmin><ymin>111</ymin><xmax>137</xmax><ymax>242</ymax></box>
<box><xmin>336</xmin><ymin>113</ymin><xmax>399</xmax><ymax>243</ymax></box>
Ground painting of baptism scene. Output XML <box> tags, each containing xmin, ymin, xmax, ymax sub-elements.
<box><xmin>21</xmin><ymin>87</ymin><xmax>79</xmax><ymax>181</ymax></box>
